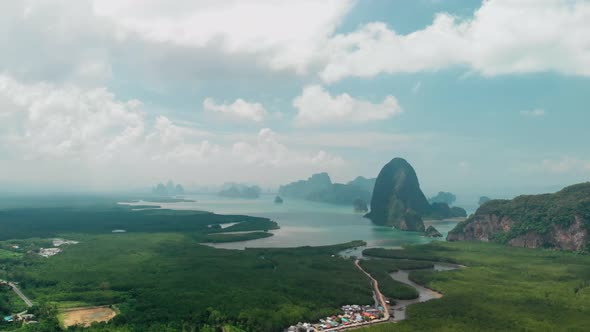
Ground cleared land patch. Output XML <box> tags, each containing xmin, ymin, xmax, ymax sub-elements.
<box><xmin>61</xmin><ymin>306</ymin><xmax>117</xmax><ymax>328</ymax></box>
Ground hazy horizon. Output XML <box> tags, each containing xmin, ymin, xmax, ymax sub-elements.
<box><xmin>1</xmin><ymin>0</ymin><xmax>588</xmax><ymax>195</ymax></box>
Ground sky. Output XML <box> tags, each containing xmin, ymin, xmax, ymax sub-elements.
<box><xmin>0</xmin><ymin>0</ymin><xmax>589</xmax><ymax>197</ymax></box>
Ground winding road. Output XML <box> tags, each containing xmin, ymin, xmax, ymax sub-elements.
<box><xmin>354</xmin><ymin>259</ymin><xmax>390</xmax><ymax>320</ymax></box>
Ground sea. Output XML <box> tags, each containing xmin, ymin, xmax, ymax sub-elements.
<box><xmin>130</xmin><ymin>194</ymin><xmax>467</xmax><ymax>250</ymax></box>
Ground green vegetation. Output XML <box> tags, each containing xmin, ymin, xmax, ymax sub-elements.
<box><xmin>1</xmin><ymin>230</ymin><xmax>371</xmax><ymax>332</ymax></box>
<box><xmin>359</xmin><ymin>241</ymin><xmax>590</xmax><ymax>331</ymax></box>
<box><xmin>1</xmin><ymin>285</ymin><xmax>29</xmax><ymax>315</ymax></box>
<box><xmin>0</xmin><ymin>205</ymin><xmax>277</xmax><ymax>241</ymax></box>
<box><xmin>359</xmin><ymin>260</ymin><xmax>432</xmax><ymax>300</ymax></box>
<box><xmin>0</xmin><ymin>249</ymin><xmax>22</xmax><ymax>260</ymax></box>
<box><xmin>199</xmin><ymin>232</ymin><xmax>273</xmax><ymax>243</ymax></box>
<box><xmin>481</xmin><ymin>182</ymin><xmax>590</xmax><ymax>232</ymax></box>
<box><xmin>449</xmin><ymin>182</ymin><xmax>590</xmax><ymax>249</ymax></box>
<box><xmin>363</xmin><ymin>247</ymin><xmax>459</xmax><ymax>263</ymax></box>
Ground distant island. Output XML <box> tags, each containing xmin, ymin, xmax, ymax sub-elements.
<box><xmin>278</xmin><ymin>173</ymin><xmax>375</xmax><ymax>207</ymax></box>
<box><xmin>428</xmin><ymin>191</ymin><xmax>456</xmax><ymax>205</ymax></box>
<box><xmin>274</xmin><ymin>196</ymin><xmax>283</xmax><ymax>204</ymax></box>
<box><xmin>365</xmin><ymin>157</ymin><xmax>467</xmax><ymax>232</ymax></box>
<box><xmin>152</xmin><ymin>180</ymin><xmax>185</xmax><ymax>197</ymax></box>
<box><xmin>448</xmin><ymin>182</ymin><xmax>590</xmax><ymax>251</ymax></box>
<box><xmin>218</xmin><ymin>184</ymin><xmax>261</xmax><ymax>199</ymax></box>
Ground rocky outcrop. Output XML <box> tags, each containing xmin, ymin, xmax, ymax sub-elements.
<box><xmin>447</xmin><ymin>214</ymin><xmax>514</xmax><ymax>242</ymax></box>
<box><xmin>548</xmin><ymin>216</ymin><xmax>587</xmax><ymax>251</ymax></box>
<box><xmin>365</xmin><ymin>158</ymin><xmax>430</xmax><ymax>231</ymax></box>
<box><xmin>425</xmin><ymin>225</ymin><xmax>443</xmax><ymax>238</ymax></box>
<box><xmin>448</xmin><ymin>183</ymin><xmax>590</xmax><ymax>251</ymax></box>
<box><xmin>449</xmin><ymin>214</ymin><xmax>588</xmax><ymax>251</ymax></box>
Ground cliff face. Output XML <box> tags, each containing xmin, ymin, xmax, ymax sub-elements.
<box><xmin>448</xmin><ymin>183</ymin><xmax>590</xmax><ymax>251</ymax></box>
<box><xmin>365</xmin><ymin>158</ymin><xmax>430</xmax><ymax>231</ymax></box>
<box><xmin>448</xmin><ymin>214</ymin><xmax>588</xmax><ymax>251</ymax></box>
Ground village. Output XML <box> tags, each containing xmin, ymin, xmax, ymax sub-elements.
<box><xmin>38</xmin><ymin>238</ymin><xmax>80</xmax><ymax>258</ymax></box>
<box><xmin>286</xmin><ymin>304</ymin><xmax>386</xmax><ymax>332</ymax></box>
<box><xmin>2</xmin><ymin>310</ymin><xmax>37</xmax><ymax>325</ymax></box>
<box><xmin>1</xmin><ymin>239</ymin><xmax>81</xmax><ymax>327</ymax></box>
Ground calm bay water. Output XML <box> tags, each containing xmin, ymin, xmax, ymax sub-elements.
<box><xmin>134</xmin><ymin>194</ymin><xmax>460</xmax><ymax>249</ymax></box>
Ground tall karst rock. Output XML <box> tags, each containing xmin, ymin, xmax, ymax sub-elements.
<box><xmin>365</xmin><ymin>158</ymin><xmax>431</xmax><ymax>231</ymax></box>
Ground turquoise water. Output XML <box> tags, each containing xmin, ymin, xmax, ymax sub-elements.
<box><xmin>138</xmin><ymin>194</ymin><xmax>460</xmax><ymax>249</ymax></box>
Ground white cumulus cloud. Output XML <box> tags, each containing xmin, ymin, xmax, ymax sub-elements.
<box><xmin>0</xmin><ymin>74</ymin><xmax>348</xmax><ymax>188</ymax></box>
<box><xmin>0</xmin><ymin>74</ymin><xmax>144</xmax><ymax>160</ymax></box>
<box><xmin>203</xmin><ymin>98</ymin><xmax>267</xmax><ymax>123</ymax></box>
<box><xmin>92</xmin><ymin>0</ymin><xmax>353</xmax><ymax>73</ymax></box>
<box><xmin>293</xmin><ymin>85</ymin><xmax>402</xmax><ymax>127</ymax></box>
<box><xmin>319</xmin><ymin>0</ymin><xmax>590</xmax><ymax>83</ymax></box>
<box><xmin>232</xmin><ymin>128</ymin><xmax>344</xmax><ymax>167</ymax></box>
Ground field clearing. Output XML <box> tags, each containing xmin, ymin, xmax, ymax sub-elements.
<box><xmin>61</xmin><ymin>306</ymin><xmax>117</xmax><ymax>328</ymax></box>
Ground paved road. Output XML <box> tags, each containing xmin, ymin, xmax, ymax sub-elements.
<box><xmin>7</xmin><ymin>282</ymin><xmax>33</xmax><ymax>307</ymax></box>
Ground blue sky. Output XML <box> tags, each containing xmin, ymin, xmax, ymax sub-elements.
<box><xmin>0</xmin><ymin>0</ymin><xmax>588</xmax><ymax>199</ymax></box>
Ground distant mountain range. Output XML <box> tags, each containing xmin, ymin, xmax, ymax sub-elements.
<box><xmin>278</xmin><ymin>173</ymin><xmax>375</xmax><ymax>206</ymax></box>
<box><xmin>152</xmin><ymin>181</ymin><xmax>185</xmax><ymax>196</ymax></box>
<box><xmin>218</xmin><ymin>183</ymin><xmax>261</xmax><ymax>199</ymax></box>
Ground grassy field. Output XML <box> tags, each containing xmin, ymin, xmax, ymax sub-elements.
<box><xmin>360</xmin><ymin>241</ymin><xmax>590</xmax><ymax>331</ymax></box>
